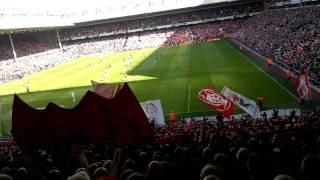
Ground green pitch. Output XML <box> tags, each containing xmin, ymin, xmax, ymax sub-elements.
<box><xmin>0</xmin><ymin>40</ymin><xmax>299</xmax><ymax>135</ymax></box>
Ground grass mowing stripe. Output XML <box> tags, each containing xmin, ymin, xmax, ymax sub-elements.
<box><xmin>224</xmin><ymin>40</ymin><xmax>300</xmax><ymax>102</ymax></box>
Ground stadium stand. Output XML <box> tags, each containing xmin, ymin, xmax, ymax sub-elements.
<box><xmin>59</xmin><ymin>2</ymin><xmax>263</xmax><ymax>41</ymax></box>
<box><xmin>231</xmin><ymin>6</ymin><xmax>320</xmax><ymax>85</ymax></box>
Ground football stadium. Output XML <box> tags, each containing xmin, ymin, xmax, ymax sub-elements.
<box><xmin>0</xmin><ymin>0</ymin><xmax>320</xmax><ymax>179</ymax></box>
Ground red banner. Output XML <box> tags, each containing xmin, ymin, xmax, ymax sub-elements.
<box><xmin>198</xmin><ymin>87</ymin><xmax>234</xmax><ymax>117</ymax></box>
<box><xmin>12</xmin><ymin>83</ymin><xmax>153</xmax><ymax>153</ymax></box>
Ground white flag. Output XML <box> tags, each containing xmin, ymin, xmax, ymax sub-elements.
<box><xmin>221</xmin><ymin>87</ymin><xmax>260</xmax><ymax>118</ymax></box>
<box><xmin>140</xmin><ymin>100</ymin><xmax>165</xmax><ymax>126</ymax></box>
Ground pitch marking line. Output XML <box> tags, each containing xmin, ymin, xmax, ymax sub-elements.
<box><xmin>225</xmin><ymin>41</ymin><xmax>300</xmax><ymax>102</ymax></box>
<box><xmin>188</xmin><ymin>83</ymin><xmax>191</xmax><ymax>112</ymax></box>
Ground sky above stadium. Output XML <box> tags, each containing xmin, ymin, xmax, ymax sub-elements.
<box><xmin>0</xmin><ymin>0</ymin><xmax>229</xmax><ymax>10</ymax></box>
<box><xmin>0</xmin><ymin>0</ymin><xmax>135</xmax><ymax>9</ymax></box>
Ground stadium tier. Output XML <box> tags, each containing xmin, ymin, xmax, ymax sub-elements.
<box><xmin>0</xmin><ymin>1</ymin><xmax>320</xmax><ymax>180</ymax></box>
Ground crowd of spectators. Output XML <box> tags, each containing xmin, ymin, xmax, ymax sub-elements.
<box><xmin>0</xmin><ymin>49</ymin><xmax>80</xmax><ymax>84</ymax></box>
<box><xmin>0</xmin><ymin>108</ymin><xmax>319</xmax><ymax>180</ymax></box>
<box><xmin>231</xmin><ymin>6</ymin><xmax>320</xmax><ymax>83</ymax></box>
<box><xmin>63</xmin><ymin>23</ymin><xmax>221</xmax><ymax>56</ymax></box>
<box><xmin>59</xmin><ymin>2</ymin><xmax>263</xmax><ymax>41</ymax></box>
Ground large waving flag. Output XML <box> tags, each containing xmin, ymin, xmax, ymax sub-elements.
<box><xmin>221</xmin><ymin>87</ymin><xmax>259</xmax><ymax>118</ymax></box>
<box><xmin>12</xmin><ymin>83</ymin><xmax>153</xmax><ymax>153</ymax></box>
<box><xmin>295</xmin><ymin>72</ymin><xmax>311</xmax><ymax>100</ymax></box>
<box><xmin>198</xmin><ymin>87</ymin><xmax>234</xmax><ymax>117</ymax></box>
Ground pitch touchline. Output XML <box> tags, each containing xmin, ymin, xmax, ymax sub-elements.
<box><xmin>188</xmin><ymin>83</ymin><xmax>191</xmax><ymax>113</ymax></box>
<box><xmin>225</xmin><ymin>41</ymin><xmax>300</xmax><ymax>102</ymax></box>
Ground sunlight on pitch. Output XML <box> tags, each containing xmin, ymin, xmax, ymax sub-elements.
<box><xmin>0</xmin><ymin>47</ymin><xmax>160</xmax><ymax>96</ymax></box>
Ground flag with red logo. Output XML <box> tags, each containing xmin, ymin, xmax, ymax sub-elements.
<box><xmin>198</xmin><ymin>87</ymin><xmax>234</xmax><ymax>117</ymax></box>
<box><xmin>295</xmin><ymin>72</ymin><xmax>311</xmax><ymax>100</ymax></box>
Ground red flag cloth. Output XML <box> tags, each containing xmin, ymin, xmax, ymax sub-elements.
<box><xmin>106</xmin><ymin>83</ymin><xmax>153</xmax><ymax>144</ymax></box>
<box><xmin>198</xmin><ymin>87</ymin><xmax>234</xmax><ymax>117</ymax></box>
<box><xmin>11</xmin><ymin>95</ymin><xmax>62</xmax><ymax>151</ymax></box>
<box><xmin>77</xmin><ymin>91</ymin><xmax>114</xmax><ymax>143</ymax></box>
<box><xmin>12</xmin><ymin>83</ymin><xmax>153</xmax><ymax>153</ymax></box>
<box><xmin>295</xmin><ymin>72</ymin><xmax>311</xmax><ymax>100</ymax></box>
<box><xmin>46</xmin><ymin>103</ymin><xmax>82</xmax><ymax>144</ymax></box>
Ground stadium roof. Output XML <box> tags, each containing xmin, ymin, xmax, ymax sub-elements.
<box><xmin>0</xmin><ymin>0</ymin><xmax>246</xmax><ymax>31</ymax></box>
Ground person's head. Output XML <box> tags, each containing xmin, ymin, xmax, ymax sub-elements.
<box><xmin>120</xmin><ymin>169</ymin><xmax>134</xmax><ymax>180</ymax></box>
<box><xmin>203</xmin><ymin>175</ymin><xmax>221</xmax><ymax>180</ymax></box>
<box><xmin>123</xmin><ymin>159</ymin><xmax>137</xmax><ymax>171</ymax></box>
<box><xmin>92</xmin><ymin>167</ymin><xmax>109</xmax><ymax>180</ymax></box>
<box><xmin>139</xmin><ymin>152</ymin><xmax>148</xmax><ymax>161</ymax></box>
<box><xmin>174</xmin><ymin>146</ymin><xmax>183</xmax><ymax>159</ymax></box>
<box><xmin>146</xmin><ymin>161</ymin><xmax>163</xmax><ymax>179</ymax></box>
<box><xmin>103</xmin><ymin>160</ymin><xmax>112</xmax><ymax>170</ymax></box>
<box><xmin>214</xmin><ymin>153</ymin><xmax>227</xmax><ymax>169</ymax></box>
<box><xmin>152</xmin><ymin>151</ymin><xmax>162</xmax><ymax>161</ymax></box>
<box><xmin>47</xmin><ymin>169</ymin><xmax>63</xmax><ymax>180</ymax></box>
<box><xmin>200</xmin><ymin>164</ymin><xmax>222</xmax><ymax>180</ymax></box>
<box><xmin>0</xmin><ymin>174</ymin><xmax>12</xmax><ymax>180</ymax></box>
<box><xmin>88</xmin><ymin>163</ymin><xmax>100</xmax><ymax>177</ymax></box>
<box><xmin>301</xmin><ymin>154</ymin><xmax>320</xmax><ymax>180</ymax></box>
<box><xmin>75</xmin><ymin>168</ymin><xmax>89</xmax><ymax>175</ymax></box>
<box><xmin>236</xmin><ymin>147</ymin><xmax>250</xmax><ymax>162</ymax></box>
<box><xmin>229</xmin><ymin>146</ymin><xmax>238</xmax><ymax>158</ymax></box>
<box><xmin>68</xmin><ymin>171</ymin><xmax>90</xmax><ymax>180</ymax></box>
<box><xmin>273</xmin><ymin>174</ymin><xmax>294</xmax><ymax>180</ymax></box>
<box><xmin>1</xmin><ymin>167</ymin><xmax>10</xmax><ymax>174</ymax></box>
<box><xmin>126</xmin><ymin>172</ymin><xmax>145</xmax><ymax>180</ymax></box>
<box><xmin>203</xmin><ymin>147</ymin><xmax>214</xmax><ymax>162</ymax></box>
<box><xmin>17</xmin><ymin>167</ymin><xmax>29</xmax><ymax>180</ymax></box>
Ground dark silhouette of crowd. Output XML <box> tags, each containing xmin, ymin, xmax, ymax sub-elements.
<box><xmin>0</xmin><ymin>108</ymin><xmax>319</xmax><ymax>180</ymax></box>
